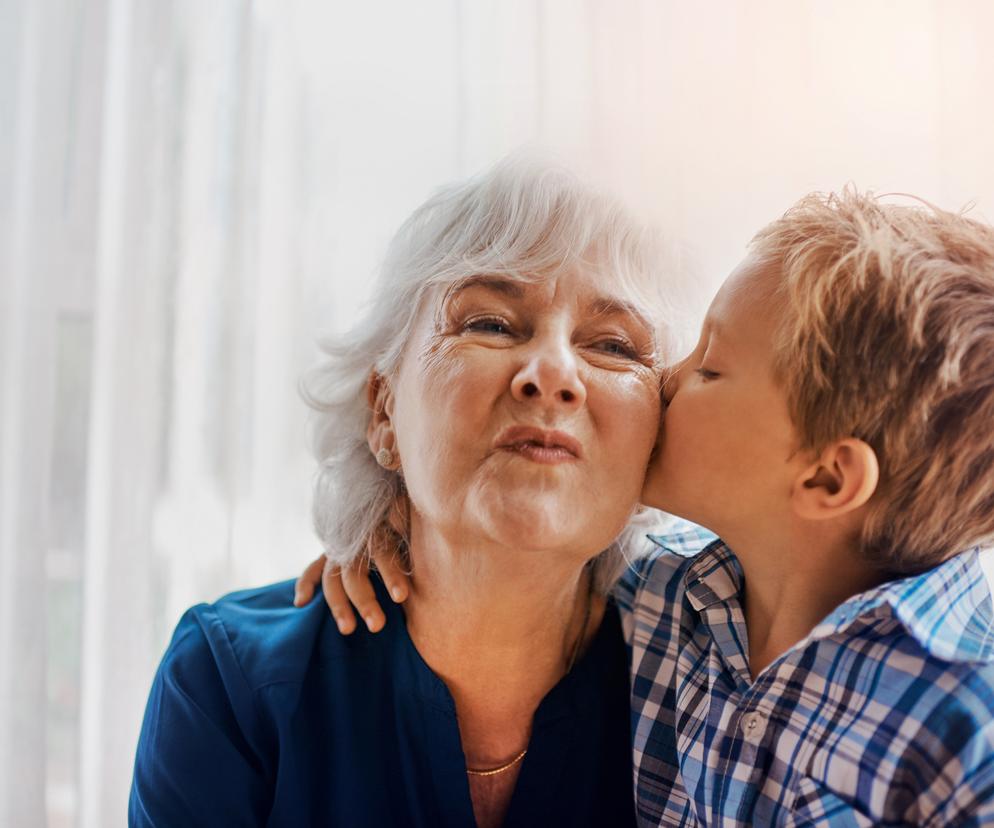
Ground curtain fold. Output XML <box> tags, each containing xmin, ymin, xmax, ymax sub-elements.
<box><xmin>79</xmin><ymin>0</ymin><xmax>159</xmax><ymax>823</ymax></box>
<box><xmin>2</xmin><ymin>0</ymin><xmax>74</xmax><ymax>824</ymax></box>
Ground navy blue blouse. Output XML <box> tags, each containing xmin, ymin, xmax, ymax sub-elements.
<box><xmin>129</xmin><ymin>575</ymin><xmax>636</xmax><ymax>827</ymax></box>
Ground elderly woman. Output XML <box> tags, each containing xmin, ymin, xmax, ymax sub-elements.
<box><xmin>129</xmin><ymin>157</ymin><xmax>673</xmax><ymax>827</ymax></box>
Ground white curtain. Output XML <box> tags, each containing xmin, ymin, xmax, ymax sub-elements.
<box><xmin>2</xmin><ymin>0</ymin><xmax>993</xmax><ymax>825</ymax></box>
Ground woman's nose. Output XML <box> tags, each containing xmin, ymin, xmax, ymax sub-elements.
<box><xmin>511</xmin><ymin>341</ymin><xmax>586</xmax><ymax>409</ymax></box>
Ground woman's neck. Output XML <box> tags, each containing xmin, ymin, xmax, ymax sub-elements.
<box><xmin>402</xmin><ymin>520</ymin><xmax>605</xmax><ymax>766</ymax></box>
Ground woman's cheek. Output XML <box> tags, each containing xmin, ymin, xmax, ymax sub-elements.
<box><xmin>618</xmin><ymin>373</ymin><xmax>663</xmax><ymax>446</ymax></box>
<box><xmin>593</xmin><ymin>376</ymin><xmax>660</xmax><ymax>474</ymax></box>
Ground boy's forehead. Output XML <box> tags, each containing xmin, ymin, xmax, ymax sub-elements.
<box><xmin>705</xmin><ymin>256</ymin><xmax>784</xmax><ymax>347</ymax></box>
<box><xmin>719</xmin><ymin>256</ymin><xmax>781</xmax><ymax>305</ymax></box>
<box><xmin>703</xmin><ymin>257</ymin><xmax>784</xmax><ymax>366</ymax></box>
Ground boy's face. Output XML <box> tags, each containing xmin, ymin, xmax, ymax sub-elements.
<box><xmin>642</xmin><ymin>256</ymin><xmax>805</xmax><ymax>535</ymax></box>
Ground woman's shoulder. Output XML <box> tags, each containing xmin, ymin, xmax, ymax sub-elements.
<box><xmin>166</xmin><ymin>577</ymin><xmax>382</xmax><ymax>695</ymax></box>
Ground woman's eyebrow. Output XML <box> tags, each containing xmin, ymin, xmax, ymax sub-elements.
<box><xmin>588</xmin><ymin>295</ymin><xmax>653</xmax><ymax>332</ymax></box>
<box><xmin>449</xmin><ymin>275</ymin><xmax>526</xmax><ymax>300</ymax></box>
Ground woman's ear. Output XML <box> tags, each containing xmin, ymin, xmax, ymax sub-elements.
<box><xmin>791</xmin><ymin>438</ymin><xmax>879</xmax><ymax>521</ymax></box>
<box><xmin>366</xmin><ymin>371</ymin><xmax>400</xmax><ymax>470</ymax></box>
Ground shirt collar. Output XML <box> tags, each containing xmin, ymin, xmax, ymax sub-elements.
<box><xmin>651</xmin><ymin>531</ymin><xmax>994</xmax><ymax>665</ymax></box>
<box><xmin>816</xmin><ymin>548</ymin><xmax>994</xmax><ymax>664</ymax></box>
<box><xmin>682</xmin><ymin>541</ymin><xmax>743</xmax><ymax>611</ymax></box>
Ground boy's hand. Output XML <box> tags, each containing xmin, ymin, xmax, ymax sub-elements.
<box><xmin>293</xmin><ymin>508</ymin><xmax>411</xmax><ymax>634</ymax></box>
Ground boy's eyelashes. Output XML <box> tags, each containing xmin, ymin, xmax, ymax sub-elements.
<box><xmin>695</xmin><ymin>367</ymin><xmax>720</xmax><ymax>381</ymax></box>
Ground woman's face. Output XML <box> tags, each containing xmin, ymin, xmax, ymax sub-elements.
<box><xmin>385</xmin><ymin>267</ymin><xmax>662</xmax><ymax>559</ymax></box>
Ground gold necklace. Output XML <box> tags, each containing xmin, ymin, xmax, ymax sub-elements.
<box><xmin>464</xmin><ymin>569</ymin><xmax>595</xmax><ymax>778</ymax></box>
<box><xmin>465</xmin><ymin>748</ymin><xmax>528</xmax><ymax>777</ymax></box>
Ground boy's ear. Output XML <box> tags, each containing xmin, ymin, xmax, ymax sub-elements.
<box><xmin>791</xmin><ymin>438</ymin><xmax>879</xmax><ymax>521</ymax></box>
<box><xmin>366</xmin><ymin>371</ymin><xmax>400</xmax><ymax>469</ymax></box>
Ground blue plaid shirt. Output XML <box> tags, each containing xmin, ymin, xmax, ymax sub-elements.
<box><xmin>615</xmin><ymin>521</ymin><xmax>994</xmax><ymax>826</ymax></box>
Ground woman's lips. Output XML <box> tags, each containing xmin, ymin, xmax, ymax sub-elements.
<box><xmin>494</xmin><ymin>425</ymin><xmax>583</xmax><ymax>465</ymax></box>
<box><xmin>502</xmin><ymin>442</ymin><xmax>579</xmax><ymax>464</ymax></box>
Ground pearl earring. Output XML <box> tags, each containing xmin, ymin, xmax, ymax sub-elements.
<box><xmin>375</xmin><ymin>448</ymin><xmax>394</xmax><ymax>467</ymax></box>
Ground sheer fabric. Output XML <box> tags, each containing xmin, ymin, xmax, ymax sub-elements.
<box><xmin>2</xmin><ymin>1</ymin><xmax>994</xmax><ymax>826</ymax></box>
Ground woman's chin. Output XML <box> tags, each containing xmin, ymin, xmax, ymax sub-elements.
<box><xmin>468</xmin><ymin>492</ymin><xmax>591</xmax><ymax>553</ymax></box>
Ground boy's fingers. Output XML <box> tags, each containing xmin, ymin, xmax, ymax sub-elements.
<box><xmin>321</xmin><ymin>558</ymin><xmax>358</xmax><ymax>635</ymax></box>
<box><xmin>369</xmin><ymin>530</ymin><xmax>410</xmax><ymax>603</ymax></box>
<box><xmin>341</xmin><ymin>558</ymin><xmax>386</xmax><ymax>633</ymax></box>
<box><xmin>293</xmin><ymin>554</ymin><xmax>325</xmax><ymax>606</ymax></box>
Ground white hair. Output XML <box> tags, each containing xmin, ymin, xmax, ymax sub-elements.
<box><xmin>299</xmin><ymin>153</ymin><xmax>679</xmax><ymax>592</ymax></box>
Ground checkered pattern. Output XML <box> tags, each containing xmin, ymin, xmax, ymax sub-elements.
<box><xmin>614</xmin><ymin>521</ymin><xmax>994</xmax><ymax>826</ymax></box>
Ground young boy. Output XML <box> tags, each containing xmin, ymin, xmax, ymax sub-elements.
<box><xmin>298</xmin><ymin>188</ymin><xmax>994</xmax><ymax>825</ymax></box>
<box><xmin>622</xmin><ymin>189</ymin><xmax>994</xmax><ymax>825</ymax></box>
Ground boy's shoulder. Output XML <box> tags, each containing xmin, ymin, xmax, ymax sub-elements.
<box><xmin>808</xmin><ymin>551</ymin><xmax>994</xmax><ymax>821</ymax></box>
<box><xmin>853</xmin><ymin>547</ymin><xmax>994</xmax><ymax>664</ymax></box>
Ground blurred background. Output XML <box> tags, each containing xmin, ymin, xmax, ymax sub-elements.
<box><xmin>2</xmin><ymin>0</ymin><xmax>993</xmax><ymax>825</ymax></box>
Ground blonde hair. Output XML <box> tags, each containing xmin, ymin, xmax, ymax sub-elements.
<box><xmin>752</xmin><ymin>188</ymin><xmax>994</xmax><ymax>574</ymax></box>
<box><xmin>299</xmin><ymin>154</ymin><xmax>677</xmax><ymax>591</ymax></box>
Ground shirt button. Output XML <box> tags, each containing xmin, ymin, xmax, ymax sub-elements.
<box><xmin>740</xmin><ymin>711</ymin><xmax>767</xmax><ymax>744</ymax></box>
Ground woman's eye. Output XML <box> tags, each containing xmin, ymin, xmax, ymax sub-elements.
<box><xmin>464</xmin><ymin>316</ymin><xmax>512</xmax><ymax>335</ymax></box>
<box><xmin>593</xmin><ymin>339</ymin><xmax>639</xmax><ymax>359</ymax></box>
<box><xmin>695</xmin><ymin>367</ymin><xmax>720</xmax><ymax>381</ymax></box>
